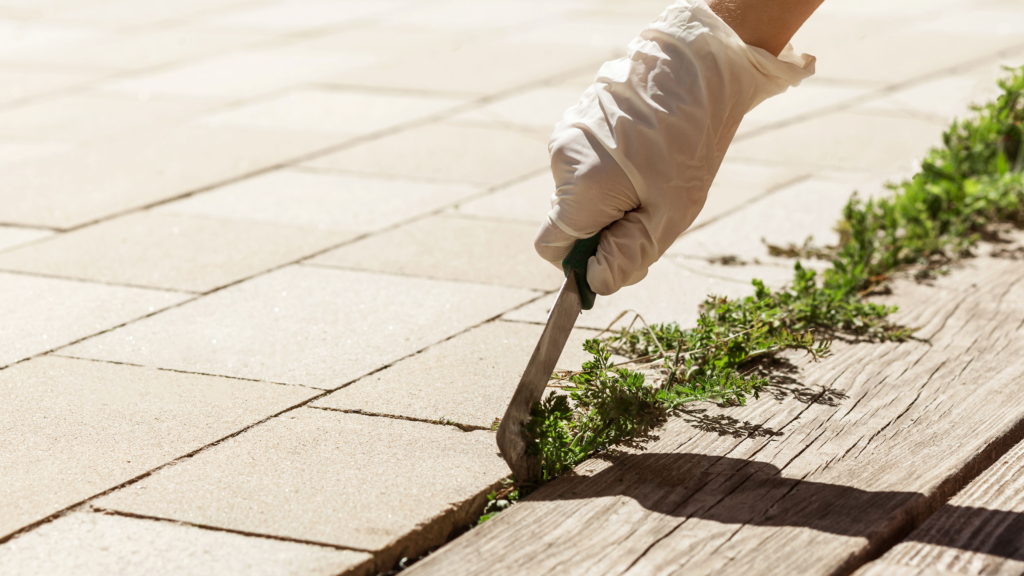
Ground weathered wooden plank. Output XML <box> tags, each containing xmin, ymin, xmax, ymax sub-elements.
<box><xmin>853</xmin><ymin>436</ymin><xmax>1024</xmax><ymax>576</ymax></box>
<box><xmin>405</xmin><ymin>257</ymin><xmax>1024</xmax><ymax>576</ymax></box>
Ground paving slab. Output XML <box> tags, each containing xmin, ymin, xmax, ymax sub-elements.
<box><xmin>16</xmin><ymin>26</ymin><xmax>267</xmax><ymax>72</ymax></box>
<box><xmin>307</xmin><ymin>214</ymin><xmax>563</xmax><ymax>290</ymax></box>
<box><xmin>0</xmin><ymin>225</ymin><xmax>51</xmax><ymax>252</ymax></box>
<box><xmin>0</xmin><ymin>140</ymin><xmax>71</xmax><ymax>166</ymax></box>
<box><xmin>160</xmin><ymin>168</ymin><xmax>478</xmax><ymax>232</ymax></box>
<box><xmin>0</xmin><ymin>91</ymin><xmax>219</xmax><ymax>142</ymax></box>
<box><xmin>200</xmin><ymin>88</ymin><xmax>465</xmax><ymax>136</ymax></box>
<box><xmin>311</xmin><ymin>320</ymin><xmax>598</xmax><ymax>429</ymax></box>
<box><xmin>736</xmin><ymin>81</ymin><xmax>871</xmax><ymax>136</ymax></box>
<box><xmin>501</xmin><ymin>9</ymin><xmax>652</xmax><ymax>53</ymax></box>
<box><xmin>858</xmin><ymin>60</ymin><xmax>1024</xmax><ymax>125</ymax></box>
<box><xmin>793</xmin><ymin>17</ymin><xmax>1024</xmax><ymax>84</ymax></box>
<box><xmin>0</xmin><ymin>355</ymin><xmax>318</xmax><ymax>538</ymax></box>
<box><xmin>450</xmin><ymin>171</ymin><xmax>554</xmax><ymax>224</ymax></box>
<box><xmin>690</xmin><ymin>160</ymin><xmax>808</xmax><ymax>230</ymax></box>
<box><xmin>52</xmin><ymin>0</ymin><xmax>258</xmax><ymax>28</ymax></box>
<box><xmin>0</xmin><ymin>271</ymin><xmax>188</xmax><ymax>368</ymax></box>
<box><xmin>337</xmin><ymin>39</ymin><xmax>608</xmax><ymax>96</ymax></box>
<box><xmin>204</xmin><ymin>0</ymin><xmax>404</xmax><ymax>32</ymax></box>
<box><xmin>60</xmin><ymin>265</ymin><xmax>538</xmax><ymax>389</ymax></box>
<box><xmin>502</xmin><ymin>256</ymin><xmax>795</xmax><ymax>331</ymax></box>
<box><xmin>669</xmin><ymin>178</ymin><xmax>858</xmax><ymax>262</ymax></box>
<box><xmin>0</xmin><ymin>124</ymin><xmax>338</xmax><ymax>229</ymax></box>
<box><xmin>0</xmin><ymin>211</ymin><xmax>351</xmax><ymax>293</ymax></box>
<box><xmin>0</xmin><ymin>19</ymin><xmax>102</xmax><ymax>59</ymax></box>
<box><xmin>388</xmin><ymin>0</ymin><xmax>575</xmax><ymax>32</ymax></box>
<box><xmin>160</xmin><ymin>168</ymin><xmax>479</xmax><ymax>232</ymax></box>
<box><xmin>105</xmin><ymin>47</ymin><xmax>374</xmax><ymax>99</ymax></box>
<box><xmin>0</xmin><ymin>65</ymin><xmax>95</xmax><ymax>107</ymax></box>
<box><xmin>445</xmin><ymin>86</ymin><xmax>585</xmax><ymax>133</ymax></box>
<box><xmin>727</xmin><ymin>111</ymin><xmax>945</xmax><ymax>175</ymax></box>
<box><xmin>0</xmin><ymin>511</ymin><xmax>371</xmax><ymax>576</ymax></box>
<box><xmin>95</xmin><ymin>409</ymin><xmax>509</xmax><ymax>564</ymax></box>
<box><xmin>302</xmin><ymin>123</ymin><xmax>550</xmax><ymax>185</ymax></box>
<box><xmin>294</xmin><ymin>22</ymin><xmax>480</xmax><ymax>61</ymax></box>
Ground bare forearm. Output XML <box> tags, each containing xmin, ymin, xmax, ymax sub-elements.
<box><xmin>706</xmin><ymin>0</ymin><xmax>826</xmax><ymax>56</ymax></box>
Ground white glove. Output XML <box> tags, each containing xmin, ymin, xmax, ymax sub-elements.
<box><xmin>535</xmin><ymin>0</ymin><xmax>815</xmax><ymax>295</ymax></box>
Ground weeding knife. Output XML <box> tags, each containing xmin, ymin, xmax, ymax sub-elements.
<box><xmin>497</xmin><ymin>233</ymin><xmax>601</xmax><ymax>483</ymax></box>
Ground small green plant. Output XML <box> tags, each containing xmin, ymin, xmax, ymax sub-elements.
<box><xmin>527</xmin><ymin>339</ymin><xmax>667</xmax><ymax>482</ymax></box>
<box><xmin>477</xmin><ymin>479</ymin><xmax>520</xmax><ymax>524</ymax></box>
<box><xmin>478</xmin><ymin>66</ymin><xmax>1024</xmax><ymax>522</ymax></box>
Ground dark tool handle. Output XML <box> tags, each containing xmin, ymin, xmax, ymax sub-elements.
<box><xmin>561</xmin><ymin>233</ymin><xmax>601</xmax><ymax>311</ymax></box>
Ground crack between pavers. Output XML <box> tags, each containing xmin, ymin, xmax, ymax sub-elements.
<box><xmin>731</xmin><ymin>40</ymin><xmax>1024</xmax><ymax>144</ymax></box>
<box><xmin>89</xmin><ymin>507</ymin><xmax>375</xmax><ymax>554</ymax></box>
<box><xmin>676</xmin><ymin>172</ymin><xmax>814</xmax><ymax>236</ymax></box>
<box><xmin>39</xmin><ymin>54</ymin><xmax>610</xmax><ymax>234</ymax></box>
<box><xmin>297</xmin><ymin>261</ymin><xmax>553</xmax><ymax>293</ymax></box>
<box><xmin>0</xmin><ymin>385</ymin><xmax>335</xmax><ymax>546</ymax></box>
<box><xmin>2</xmin><ymin>289</ymin><xmax>566</xmax><ymax>543</ymax></box>
<box><xmin>307</xmin><ymin>405</ymin><xmax>491</xmax><ymax>433</ymax></box>
<box><xmin>0</xmin><ymin>267</ymin><xmax>203</xmax><ymax>294</ymax></box>
<box><xmin>46</xmin><ymin>353</ymin><xmax>327</xmax><ymax>392</ymax></box>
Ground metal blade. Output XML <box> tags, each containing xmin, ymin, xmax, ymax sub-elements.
<box><xmin>497</xmin><ymin>272</ymin><xmax>583</xmax><ymax>482</ymax></box>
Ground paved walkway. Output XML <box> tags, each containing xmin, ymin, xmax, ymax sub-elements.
<box><xmin>0</xmin><ymin>0</ymin><xmax>1022</xmax><ymax>574</ymax></box>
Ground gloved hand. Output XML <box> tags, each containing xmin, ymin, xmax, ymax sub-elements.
<box><xmin>535</xmin><ymin>0</ymin><xmax>815</xmax><ymax>295</ymax></box>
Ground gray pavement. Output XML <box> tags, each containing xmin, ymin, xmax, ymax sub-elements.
<box><xmin>1</xmin><ymin>0</ymin><xmax>1023</xmax><ymax>574</ymax></box>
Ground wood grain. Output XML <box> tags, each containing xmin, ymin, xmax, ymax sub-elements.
<box><xmin>853</xmin><ymin>434</ymin><xmax>1024</xmax><ymax>576</ymax></box>
<box><xmin>405</xmin><ymin>257</ymin><xmax>1024</xmax><ymax>576</ymax></box>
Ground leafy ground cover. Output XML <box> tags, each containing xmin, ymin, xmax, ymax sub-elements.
<box><xmin>479</xmin><ymin>66</ymin><xmax>1024</xmax><ymax>513</ymax></box>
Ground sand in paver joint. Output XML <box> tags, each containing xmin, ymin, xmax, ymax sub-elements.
<box><xmin>1</xmin><ymin>0</ymin><xmax>1023</xmax><ymax>574</ymax></box>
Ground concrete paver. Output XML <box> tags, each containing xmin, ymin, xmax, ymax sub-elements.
<box><xmin>451</xmin><ymin>171</ymin><xmax>555</xmax><ymax>224</ymax></box>
<box><xmin>794</xmin><ymin>10</ymin><xmax>1024</xmax><ymax>84</ymax></box>
<box><xmin>294</xmin><ymin>22</ymin><xmax>479</xmax><ymax>61</ymax></box>
<box><xmin>0</xmin><ymin>355</ymin><xmax>317</xmax><ymax>538</ymax></box>
<box><xmin>338</xmin><ymin>39</ymin><xmax>608</xmax><ymax>95</ymax></box>
<box><xmin>205</xmin><ymin>0</ymin><xmax>406</xmax><ymax>32</ymax></box>
<box><xmin>18</xmin><ymin>26</ymin><xmax>267</xmax><ymax>72</ymax></box>
<box><xmin>0</xmin><ymin>141</ymin><xmax>71</xmax><ymax>167</ymax></box>
<box><xmin>0</xmin><ymin>211</ymin><xmax>351</xmax><ymax>293</ymax></box>
<box><xmin>201</xmin><ymin>88</ymin><xmax>466</xmax><ymax>136</ymax></box>
<box><xmin>0</xmin><ymin>271</ymin><xmax>188</xmax><ymax>368</ymax></box>
<box><xmin>302</xmin><ymin>123</ymin><xmax>551</xmax><ymax>185</ymax></box>
<box><xmin>736</xmin><ymin>80</ymin><xmax>870</xmax><ymax>136</ymax></box>
<box><xmin>668</xmin><ymin>178</ymin><xmax>863</xmax><ymax>263</ymax></box>
<box><xmin>446</xmin><ymin>86</ymin><xmax>586</xmax><ymax>133</ymax></box>
<box><xmin>311</xmin><ymin>320</ymin><xmax>597</xmax><ymax>429</ymax></box>
<box><xmin>858</xmin><ymin>58</ymin><xmax>1024</xmax><ymax>123</ymax></box>
<box><xmin>158</xmin><ymin>169</ymin><xmax>479</xmax><ymax>233</ymax></box>
<box><xmin>0</xmin><ymin>65</ymin><xmax>95</xmax><ymax>107</ymax></box>
<box><xmin>95</xmin><ymin>409</ymin><xmax>509</xmax><ymax>553</ymax></box>
<box><xmin>307</xmin><ymin>214</ymin><xmax>563</xmax><ymax>290</ymax></box>
<box><xmin>727</xmin><ymin>111</ymin><xmax>945</xmax><ymax>175</ymax></box>
<box><xmin>0</xmin><ymin>124</ymin><xmax>339</xmax><ymax>229</ymax></box>
<box><xmin>690</xmin><ymin>160</ymin><xmax>806</xmax><ymax>230</ymax></box>
<box><xmin>106</xmin><ymin>47</ymin><xmax>374</xmax><ymax>99</ymax></box>
<box><xmin>0</xmin><ymin>225</ymin><xmax>51</xmax><ymax>252</ymax></box>
<box><xmin>60</xmin><ymin>265</ymin><xmax>538</xmax><ymax>388</ymax></box>
<box><xmin>0</xmin><ymin>512</ymin><xmax>370</xmax><ymax>576</ymax></box>
<box><xmin>52</xmin><ymin>0</ymin><xmax>259</xmax><ymax>28</ymax></box>
<box><xmin>0</xmin><ymin>92</ymin><xmax>220</xmax><ymax>142</ymax></box>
